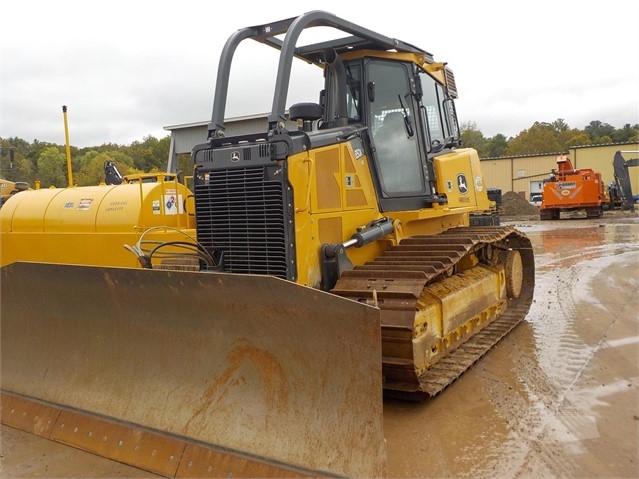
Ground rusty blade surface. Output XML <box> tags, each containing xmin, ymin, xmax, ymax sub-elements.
<box><xmin>1</xmin><ymin>262</ymin><xmax>385</xmax><ymax>478</ymax></box>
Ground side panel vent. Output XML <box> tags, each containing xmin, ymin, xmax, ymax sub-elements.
<box><xmin>259</xmin><ymin>143</ymin><xmax>270</xmax><ymax>158</ymax></box>
<box><xmin>444</xmin><ymin>66</ymin><xmax>458</xmax><ymax>99</ymax></box>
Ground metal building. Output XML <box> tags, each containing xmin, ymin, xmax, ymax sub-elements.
<box><xmin>483</xmin><ymin>142</ymin><xmax>639</xmax><ymax>201</ymax></box>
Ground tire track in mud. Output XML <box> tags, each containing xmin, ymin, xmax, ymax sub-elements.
<box><xmin>479</xmin><ymin>242</ymin><xmax>639</xmax><ymax>478</ymax></box>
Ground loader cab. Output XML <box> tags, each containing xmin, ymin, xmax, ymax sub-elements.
<box><xmin>320</xmin><ymin>54</ymin><xmax>460</xmax><ymax>211</ymax></box>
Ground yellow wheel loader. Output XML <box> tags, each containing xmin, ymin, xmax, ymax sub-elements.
<box><xmin>0</xmin><ymin>11</ymin><xmax>534</xmax><ymax>478</ymax></box>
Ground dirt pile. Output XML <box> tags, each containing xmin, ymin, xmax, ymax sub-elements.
<box><xmin>501</xmin><ymin>191</ymin><xmax>539</xmax><ymax>217</ymax></box>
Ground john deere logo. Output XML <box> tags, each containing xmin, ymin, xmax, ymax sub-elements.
<box><xmin>457</xmin><ymin>174</ymin><xmax>468</xmax><ymax>194</ymax></box>
<box><xmin>230</xmin><ymin>151</ymin><xmax>240</xmax><ymax>162</ymax></box>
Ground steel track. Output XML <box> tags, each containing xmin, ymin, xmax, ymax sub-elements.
<box><xmin>331</xmin><ymin>226</ymin><xmax>535</xmax><ymax>400</ymax></box>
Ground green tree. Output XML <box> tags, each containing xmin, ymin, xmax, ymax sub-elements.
<box><xmin>506</xmin><ymin>122</ymin><xmax>562</xmax><ymax>156</ymax></box>
<box><xmin>74</xmin><ymin>151</ymin><xmax>139</xmax><ymax>186</ymax></box>
<box><xmin>460</xmin><ymin>122</ymin><xmax>489</xmax><ymax>157</ymax></box>
<box><xmin>151</xmin><ymin>136</ymin><xmax>171</xmax><ymax>171</ymax></box>
<box><xmin>124</xmin><ymin>135</ymin><xmax>169</xmax><ymax>171</ymax></box>
<box><xmin>551</xmin><ymin>118</ymin><xmax>570</xmax><ymax>134</ymax></box>
<box><xmin>176</xmin><ymin>153</ymin><xmax>195</xmax><ymax>179</ymax></box>
<box><xmin>0</xmin><ymin>142</ymin><xmax>17</xmax><ymax>179</ymax></box>
<box><xmin>557</xmin><ymin>128</ymin><xmax>588</xmax><ymax>150</ymax></box>
<box><xmin>484</xmin><ymin>134</ymin><xmax>509</xmax><ymax>158</ymax></box>
<box><xmin>564</xmin><ymin>133</ymin><xmax>592</xmax><ymax>149</ymax></box>
<box><xmin>74</xmin><ymin>152</ymin><xmax>110</xmax><ymax>186</ymax></box>
<box><xmin>37</xmin><ymin>146</ymin><xmax>68</xmax><ymax>188</ymax></box>
<box><xmin>584</xmin><ymin>120</ymin><xmax>616</xmax><ymax>142</ymax></box>
<box><xmin>592</xmin><ymin>135</ymin><xmax>613</xmax><ymax>145</ymax></box>
<box><xmin>26</xmin><ymin>139</ymin><xmax>58</xmax><ymax>165</ymax></box>
<box><xmin>612</xmin><ymin>123</ymin><xmax>639</xmax><ymax>143</ymax></box>
<box><xmin>0</xmin><ymin>138</ymin><xmax>37</xmax><ymax>185</ymax></box>
<box><xmin>10</xmin><ymin>154</ymin><xmax>34</xmax><ymax>185</ymax></box>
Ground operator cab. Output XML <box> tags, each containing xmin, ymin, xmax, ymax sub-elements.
<box><xmin>200</xmin><ymin>11</ymin><xmax>463</xmax><ymax>214</ymax></box>
<box><xmin>290</xmin><ymin>52</ymin><xmax>460</xmax><ymax>211</ymax></box>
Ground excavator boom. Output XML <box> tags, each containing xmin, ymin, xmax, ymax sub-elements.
<box><xmin>613</xmin><ymin>150</ymin><xmax>639</xmax><ymax>212</ymax></box>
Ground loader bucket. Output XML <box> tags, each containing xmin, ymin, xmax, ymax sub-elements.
<box><xmin>1</xmin><ymin>262</ymin><xmax>385</xmax><ymax>478</ymax></box>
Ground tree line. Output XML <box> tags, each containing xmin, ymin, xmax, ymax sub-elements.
<box><xmin>461</xmin><ymin>119</ymin><xmax>638</xmax><ymax>158</ymax></box>
<box><xmin>0</xmin><ymin>135</ymin><xmax>171</xmax><ymax>188</ymax></box>
<box><xmin>1</xmin><ymin>119</ymin><xmax>637</xmax><ymax>188</ymax></box>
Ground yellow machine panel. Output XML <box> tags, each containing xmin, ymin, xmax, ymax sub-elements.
<box><xmin>434</xmin><ymin>148</ymin><xmax>491</xmax><ymax>210</ymax></box>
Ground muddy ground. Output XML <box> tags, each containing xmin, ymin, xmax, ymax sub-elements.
<box><xmin>384</xmin><ymin>209</ymin><xmax>639</xmax><ymax>478</ymax></box>
<box><xmin>2</xmin><ymin>210</ymin><xmax>638</xmax><ymax>478</ymax></box>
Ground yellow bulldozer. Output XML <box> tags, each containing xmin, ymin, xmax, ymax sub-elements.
<box><xmin>0</xmin><ymin>11</ymin><xmax>534</xmax><ymax>478</ymax></box>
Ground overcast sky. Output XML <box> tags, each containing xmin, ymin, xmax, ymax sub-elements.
<box><xmin>2</xmin><ymin>1</ymin><xmax>638</xmax><ymax>148</ymax></box>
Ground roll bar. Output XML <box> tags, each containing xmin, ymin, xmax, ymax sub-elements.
<box><xmin>207</xmin><ymin>10</ymin><xmax>431</xmax><ymax>139</ymax></box>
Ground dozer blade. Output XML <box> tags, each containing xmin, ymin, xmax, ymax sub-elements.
<box><xmin>1</xmin><ymin>262</ymin><xmax>385</xmax><ymax>478</ymax></box>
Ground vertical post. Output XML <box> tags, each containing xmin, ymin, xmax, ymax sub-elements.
<box><xmin>62</xmin><ymin>106</ymin><xmax>74</xmax><ymax>187</ymax></box>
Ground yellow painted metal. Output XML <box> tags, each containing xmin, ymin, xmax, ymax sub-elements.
<box><xmin>433</xmin><ymin>148</ymin><xmax>488</xmax><ymax>210</ymax></box>
<box><xmin>432</xmin><ymin>265</ymin><xmax>505</xmax><ymax>336</ymax></box>
<box><xmin>289</xmin><ymin>139</ymin><xmax>492</xmax><ymax>289</ymax></box>
<box><xmin>0</xmin><ymin>179</ymin><xmax>195</xmax><ymax>267</ymax></box>
<box><xmin>1</xmin><ymin>262</ymin><xmax>385</xmax><ymax>478</ymax></box>
<box><xmin>289</xmin><ymin>140</ymin><xmax>384</xmax><ymax>288</ymax></box>
<box><xmin>341</xmin><ymin>49</ymin><xmax>445</xmax><ymax>84</ymax></box>
<box><xmin>411</xmin><ymin>265</ymin><xmax>506</xmax><ymax>373</ymax></box>
<box><xmin>62</xmin><ymin>106</ymin><xmax>74</xmax><ymax>187</ymax></box>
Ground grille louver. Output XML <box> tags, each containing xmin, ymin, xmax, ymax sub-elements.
<box><xmin>195</xmin><ymin>164</ymin><xmax>293</xmax><ymax>279</ymax></box>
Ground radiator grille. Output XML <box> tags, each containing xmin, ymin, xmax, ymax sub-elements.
<box><xmin>195</xmin><ymin>165</ymin><xmax>292</xmax><ymax>279</ymax></box>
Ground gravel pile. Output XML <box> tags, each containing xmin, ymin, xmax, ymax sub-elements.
<box><xmin>501</xmin><ymin>191</ymin><xmax>540</xmax><ymax>217</ymax></box>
